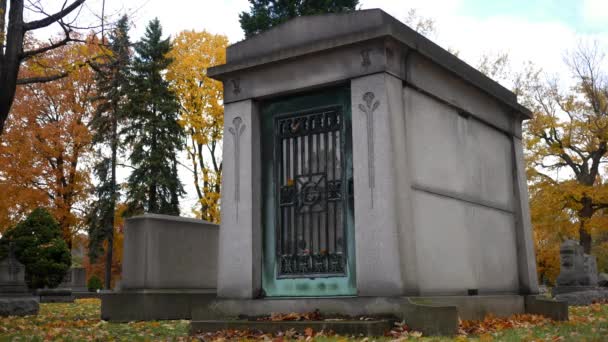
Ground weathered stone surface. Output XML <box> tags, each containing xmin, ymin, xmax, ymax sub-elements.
<box><xmin>599</xmin><ymin>273</ymin><xmax>608</xmax><ymax>287</ymax></box>
<box><xmin>121</xmin><ymin>214</ymin><xmax>219</xmax><ymax>290</ymax></box>
<box><xmin>524</xmin><ymin>296</ymin><xmax>568</xmax><ymax>321</ymax></box>
<box><xmin>0</xmin><ymin>243</ymin><xmax>28</xmax><ymax>294</ymax></box>
<box><xmin>555</xmin><ymin>240</ymin><xmax>595</xmax><ymax>286</ymax></box>
<box><xmin>71</xmin><ymin>267</ymin><xmax>87</xmax><ymax>292</ymax></box>
<box><xmin>191</xmin><ymin>296</ymin><xmax>459</xmax><ymax>336</ymax></box>
<box><xmin>0</xmin><ymin>297</ymin><xmax>39</xmax><ymax>316</ymax></box>
<box><xmin>101</xmin><ymin>289</ymin><xmax>216</xmax><ymax>322</ymax></box>
<box><xmin>37</xmin><ymin>288</ymin><xmax>74</xmax><ymax>303</ymax></box>
<box><xmin>190</xmin><ymin>319</ymin><xmax>395</xmax><ymax>337</ymax></box>
<box><xmin>101</xmin><ymin>214</ymin><xmax>219</xmax><ymax>321</ymax></box>
<box><xmin>58</xmin><ymin>267</ymin><xmax>87</xmax><ymax>292</ymax></box>
<box><xmin>583</xmin><ymin>254</ymin><xmax>599</xmax><ymax>286</ymax></box>
<box><xmin>555</xmin><ymin>289</ymin><xmax>608</xmax><ymax>306</ymax></box>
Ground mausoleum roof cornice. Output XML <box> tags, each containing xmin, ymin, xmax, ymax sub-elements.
<box><xmin>209</xmin><ymin>9</ymin><xmax>531</xmax><ymax>118</ymax></box>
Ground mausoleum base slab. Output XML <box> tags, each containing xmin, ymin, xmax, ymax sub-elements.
<box><xmin>190</xmin><ymin>295</ymin><xmax>569</xmax><ymax>336</ymax></box>
<box><xmin>100</xmin><ymin>289</ymin><xmax>216</xmax><ymax>322</ymax></box>
<box><xmin>190</xmin><ymin>319</ymin><xmax>395</xmax><ymax>337</ymax></box>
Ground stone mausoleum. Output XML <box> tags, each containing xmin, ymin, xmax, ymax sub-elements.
<box><xmin>104</xmin><ymin>9</ymin><xmax>567</xmax><ymax>335</ymax></box>
<box><xmin>211</xmin><ymin>9</ymin><xmax>538</xmax><ymax>300</ymax></box>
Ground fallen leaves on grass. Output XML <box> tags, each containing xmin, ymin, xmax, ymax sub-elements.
<box><xmin>0</xmin><ymin>298</ymin><xmax>190</xmax><ymax>341</ymax></box>
<box><xmin>2</xmin><ymin>298</ymin><xmax>608</xmax><ymax>341</ymax></box>
<box><xmin>458</xmin><ymin>313</ymin><xmax>553</xmax><ymax>336</ymax></box>
<box><xmin>196</xmin><ymin>328</ymin><xmax>338</xmax><ymax>341</ymax></box>
<box><xmin>262</xmin><ymin>310</ymin><xmax>323</xmax><ymax>321</ymax></box>
<box><xmin>384</xmin><ymin>320</ymin><xmax>423</xmax><ymax>340</ymax></box>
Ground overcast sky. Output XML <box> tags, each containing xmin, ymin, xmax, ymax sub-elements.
<box><xmin>34</xmin><ymin>0</ymin><xmax>608</xmax><ymax>216</ymax></box>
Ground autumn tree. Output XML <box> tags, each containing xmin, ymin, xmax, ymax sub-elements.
<box><xmin>166</xmin><ymin>30</ymin><xmax>227</xmax><ymax>222</ymax></box>
<box><xmin>239</xmin><ymin>0</ymin><xmax>359</xmax><ymax>38</ymax></box>
<box><xmin>0</xmin><ymin>0</ymin><xmax>88</xmax><ymax>134</ymax></box>
<box><xmin>524</xmin><ymin>42</ymin><xmax>608</xmax><ymax>256</ymax></box>
<box><xmin>123</xmin><ymin>19</ymin><xmax>184</xmax><ymax>216</ymax></box>
<box><xmin>87</xmin><ymin>15</ymin><xmax>131</xmax><ymax>289</ymax></box>
<box><xmin>0</xmin><ymin>39</ymin><xmax>97</xmax><ymax>245</ymax></box>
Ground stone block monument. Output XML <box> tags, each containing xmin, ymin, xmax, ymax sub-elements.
<box><xmin>58</xmin><ymin>267</ymin><xmax>88</xmax><ymax>293</ymax></box>
<box><xmin>187</xmin><ymin>9</ymin><xmax>566</xmax><ymax>335</ymax></box>
<box><xmin>0</xmin><ymin>243</ymin><xmax>39</xmax><ymax>316</ymax></box>
<box><xmin>553</xmin><ymin>240</ymin><xmax>604</xmax><ymax>301</ymax></box>
<box><xmin>101</xmin><ymin>214</ymin><xmax>218</xmax><ymax>321</ymax></box>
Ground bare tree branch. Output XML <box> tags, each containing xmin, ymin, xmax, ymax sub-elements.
<box><xmin>24</xmin><ymin>0</ymin><xmax>85</xmax><ymax>31</ymax></box>
<box><xmin>16</xmin><ymin>72</ymin><xmax>68</xmax><ymax>84</ymax></box>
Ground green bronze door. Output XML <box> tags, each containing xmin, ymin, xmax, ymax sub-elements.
<box><xmin>261</xmin><ymin>86</ymin><xmax>356</xmax><ymax>297</ymax></box>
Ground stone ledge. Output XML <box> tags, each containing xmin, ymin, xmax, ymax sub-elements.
<box><xmin>192</xmin><ymin>297</ymin><xmax>458</xmax><ymax>336</ymax></box>
<box><xmin>552</xmin><ymin>286</ymin><xmax>599</xmax><ymax>296</ymax></box>
<box><xmin>0</xmin><ymin>297</ymin><xmax>39</xmax><ymax>317</ymax></box>
<box><xmin>100</xmin><ymin>289</ymin><xmax>217</xmax><ymax>322</ymax></box>
<box><xmin>190</xmin><ymin>319</ymin><xmax>394</xmax><ymax>337</ymax></box>
<box><xmin>525</xmin><ymin>295</ymin><xmax>568</xmax><ymax>321</ymax></box>
<box><xmin>554</xmin><ymin>289</ymin><xmax>608</xmax><ymax>306</ymax></box>
<box><xmin>37</xmin><ymin>288</ymin><xmax>74</xmax><ymax>303</ymax></box>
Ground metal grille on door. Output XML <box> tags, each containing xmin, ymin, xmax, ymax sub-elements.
<box><xmin>275</xmin><ymin>106</ymin><xmax>347</xmax><ymax>278</ymax></box>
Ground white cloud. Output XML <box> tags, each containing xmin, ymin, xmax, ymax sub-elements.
<box><xmin>582</xmin><ymin>0</ymin><xmax>608</xmax><ymax>25</ymax></box>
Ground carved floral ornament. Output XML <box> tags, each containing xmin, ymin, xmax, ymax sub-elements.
<box><xmin>360</xmin><ymin>49</ymin><xmax>372</xmax><ymax>68</ymax></box>
<box><xmin>358</xmin><ymin>92</ymin><xmax>380</xmax><ymax>208</ymax></box>
<box><xmin>228</xmin><ymin>116</ymin><xmax>246</xmax><ymax>220</ymax></box>
<box><xmin>230</xmin><ymin>79</ymin><xmax>241</xmax><ymax>95</ymax></box>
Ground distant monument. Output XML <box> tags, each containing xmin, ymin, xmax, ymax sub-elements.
<box><xmin>58</xmin><ymin>267</ymin><xmax>88</xmax><ymax>293</ymax></box>
<box><xmin>0</xmin><ymin>242</ymin><xmax>39</xmax><ymax>316</ymax></box>
<box><xmin>554</xmin><ymin>240</ymin><xmax>599</xmax><ymax>295</ymax></box>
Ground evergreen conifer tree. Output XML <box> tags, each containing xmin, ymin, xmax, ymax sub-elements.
<box><xmin>124</xmin><ymin>19</ymin><xmax>184</xmax><ymax>216</ymax></box>
<box><xmin>88</xmin><ymin>15</ymin><xmax>132</xmax><ymax>289</ymax></box>
<box><xmin>239</xmin><ymin>0</ymin><xmax>359</xmax><ymax>38</ymax></box>
<box><xmin>0</xmin><ymin>208</ymin><xmax>71</xmax><ymax>289</ymax></box>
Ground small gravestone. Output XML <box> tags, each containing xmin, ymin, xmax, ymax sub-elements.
<box><xmin>71</xmin><ymin>267</ymin><xmax>87</xmax><ymax>292</ymax></box>
<box><xmin>599</xmin><ymin>273</ymin><xmax>608</xmax><ymax>287</ymax></box>
<box><xmin>0</xmin><ymin>243</ymin><xmax>39</xmax><ymax>316</ymax></box>
<box><xmin>57</xmin><ymin>267</ymin><xmax>87</xmax><ymax>293</ymax></box>
<box><xmin>553</xmin><ymin>240</ymin><xmax>604</xmax><ymax>300</ymax></box>
<box><xmin>555</xmin><ymin>240</ymin><xmax>587</xmax><ymax>286</ymax></box>
<box><xmin>583</xmin><ymin>254</ymin><xmax>599</xmax><ymax>286</ymax></box>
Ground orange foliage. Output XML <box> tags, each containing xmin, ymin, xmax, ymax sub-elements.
<box><xmin>83</xmin><ymin>204</ymin><xmax>126</xmax><ymax>288</ymax></box>
<box><xmin>0</xmin><ymin>37</ymin><xmax>99</xmax><ymax>243</ymax></box>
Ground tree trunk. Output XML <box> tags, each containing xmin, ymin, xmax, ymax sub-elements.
<box><xmin>104</xmin><ymin>114</ymin><xmax>117</xmax><ymax>290</ymax></box>
<box><xmin>578</xmin><ymin>196</ymin><xmax>594</xmax><ymax>254</ymax></box>
<box><xmin>0</xmin><ymin>0</ymin><xmax>25</xmax><ymax>134</ymax></box>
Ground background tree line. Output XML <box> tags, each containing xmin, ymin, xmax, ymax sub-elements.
<box><xmin>1</xmin><ymin>0</ymin><xmax>606</xmax><ymax>289</ymax></box>
<box><xmin>1</xmin><ymin>1</ymin><xmax>227</xmax><ymax>288</ymax></box>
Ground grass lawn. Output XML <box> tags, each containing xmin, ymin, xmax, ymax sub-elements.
<box><xmin>0</xmin><ymin>299</ymin><xmax>606</xmax><ymax>341</ymax></box>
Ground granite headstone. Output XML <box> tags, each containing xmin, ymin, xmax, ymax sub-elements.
<box><xmin>0</xmin><ymin>243</ymin><xmax>39</xmax><ymax>316</ymax></box>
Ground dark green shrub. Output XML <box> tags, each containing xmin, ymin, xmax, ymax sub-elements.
<box><xmin>0</xmin><ymin>208</ymin><xmax>71</xmax><ymax>289</ymax></box>
<box><xmin>87</xmin><ymin>275</ymin><xmax>103</xmax><ymax>292</ymax></box>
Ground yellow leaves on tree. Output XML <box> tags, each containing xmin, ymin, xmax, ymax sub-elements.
<box><xmin>166</xmin><ymin>30</ymin><xmax>228</xmax><ymax>223</ymax></box>
<box><xmin>0</xmin><ymin>37</ymin><xmax>99</xmax><ymax>244</ymax></box>
<box><xmin>522</xmin><ymin>43</ymin><xmax>608</xmax><ymax>281</ymax></box>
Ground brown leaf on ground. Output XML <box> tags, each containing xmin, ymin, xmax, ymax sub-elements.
<box><xmin>458</xmin><ymin>313</ymin><xmax>552</xmax><ymax>336</ymax></box>
<box><xmin>264</xmin><ymin>309</ymin><xmax>323</xmax><ymax>321</ymax></box>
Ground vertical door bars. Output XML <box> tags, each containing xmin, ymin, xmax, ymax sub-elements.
<box><xmin>276</xmin><ymin>106</ymin><xmax>346</xmax><ymax>278</ymax></box>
